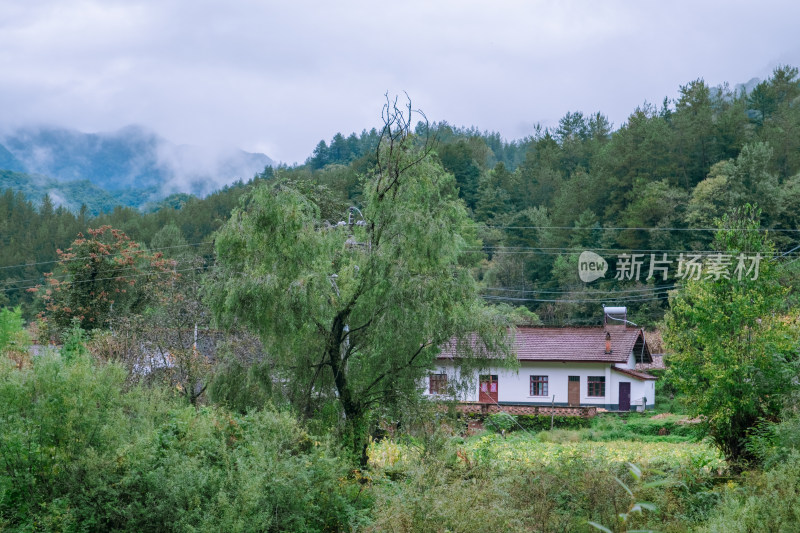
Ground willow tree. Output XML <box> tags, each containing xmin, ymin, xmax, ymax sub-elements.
<box><xmin>209</xmin><ymin>99</ymin><xmax>513</xmax><ymax>458</ymax></box>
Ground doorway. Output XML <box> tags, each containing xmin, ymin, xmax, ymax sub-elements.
<box><xmin>479</xmin><ymin>375</ymin><xmax>498</xmax><ymax>403</ymax></box>
<box><xmin>619</xmin><ymin>382</ymin><xmax>631</xmax><ymax>411</ymax></box>
<box><xmin>568</xmin><ymin>376</ymin><xmax>580</xmax><ymax>406</ymax></box>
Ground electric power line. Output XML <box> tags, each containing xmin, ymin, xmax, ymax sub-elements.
<box><xmin>0</xmin><ymin>241</ymin><xmax>214</xmax><ymax>272</ymax></box>
<box><xmin>482</xmin><ymin>292</ymin><xmax>672</xmax><ymax>304</ymax></box>
<box><xmin>481</xmin><ymin>285</ymin><xmax>676</xmax><ymax>295</ymax></box>
<box><xmin>1</xmin><ymin>253</ymin><xmax>211</xmax><ymax>289</ymax></box>
<box><xmin>1</xmin><ymin>265</ymin><xmax>210</xmax><ymax>294</ymax></box>
<box><xmin>483</xmin><ymin>225</ymin><xmax>800</xmax><ymax>232</ymax></box>
<box><xmin>1</xmin><ymin>231</ymin><xmax>797</xmax><ymax>275</ymax></box>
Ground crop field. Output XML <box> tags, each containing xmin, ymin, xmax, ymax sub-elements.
<box><xmin>369</xmin><ymin>432</ymin><xmax>726</xmax><ymax>474</ymax></box>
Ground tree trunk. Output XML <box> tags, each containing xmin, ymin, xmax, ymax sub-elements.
<box><xmin>326</xmin><ymin>310</ymin><xmax>369</xmax><ymax>466</ymax></box>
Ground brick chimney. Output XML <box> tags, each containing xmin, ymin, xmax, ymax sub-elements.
<box><xmin>605</xmin><ymin>331</ymin><xmax>612</xmax><ymax>354</ymax></box>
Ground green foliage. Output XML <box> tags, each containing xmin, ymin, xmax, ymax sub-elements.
<box><xmin>587</xmin><ymin>414</ymin><xmax>698</xmax><ymax>442</ymax></box>
<box><xmin>473</xmin><ymin>412</ymin><xmax>701</xmax><ymax>443</ymax></box>
<box><xmin>490</xmin><ymin>303</ymin><xmax>541</xmax><ymax>325</ymax></box>
<box><xmin>41</xmin><ymin>225</ymin><xmax>177</xmax><ymax>332</ymax></box>
<box><xmin>0</xmin><ymin>306</ymin><xmax>26</xmax><ymax>354</ymax></box>
<box><xmin>207</xmin><ymin>357</ymin><xmax>274</xmax><ymax>414</ymax></box>
<box><xmin>0</xmin><ymin>351</ymin><xmax>133</xmax><ymax>527</ymax></box>
<box><xmin>692</xmin><ymin>410</ymin><xmax>800</xmax><ymax>530</ymax></box>
<box><xmin>742</xmin><ymin>407</ymin><xmax>800</xmax><ymax>468</ymax></box>
<box><xmin>0</xmin><ymin>352</ymin><xmax>367</xmax><ymax>531</ymax></box>
<box><xmin>517</xmin><ymin>414</ymin><xmax>592</xmax><ymax>432</ymax></box>
<box><xmin>664</xmin><ymin>206</ymin><xmax>800</xmax><ymax>463</ymax></box>
<box><xmin>485</xmin><ymin>412</ymin><xmax>515</xmax><ymax>433</ymax></box>
<box><xmin>0</xmin><ymin>188</ymin><xmax>88</xmax><ymax>315</ymax></box>
<box><xmin>588</xmin><ymin>463</ymin><xmax>661</xmax><ymax>533</ymax></box>
<box><xmin>149</xmin><ymin>220</ymin><xmax>189</xmax><ymax>257</ymax></box>
<box><xmin>0</xmin><ymin>169</ymin><xmax>150</xmax><ymax>215</ymax></box>
<box><xmin>367</xmin><ymin>433</ymin><xmax>719</xmax><ymax>532</ymax></box>
<box><xmin>697</xmin><ymin>453</ymin><xmax>800</xmax><ymax>533</ymax></box>
<box><xmin>209</xmin><ymin>101</ymin><xmax>514</xmax><ymax>460</ymax></box>
<box><xmin>368</xmin><ymin>446</ymin><xmax>629</xmax><ymax>531</ymax></box>
<box><xmin>437</xmin><ymin>139</ymin><xmax>483</xmax><ymax>209</ymax></box>
<box><xmin>0</xmin><ymin>306</ymin><xmax>30</xmax><ymax>368</ymax></box>
<box><xmin>60</xmin><ymin>317</ymin><xmax>89</xmax><ymax>363</ymax></box>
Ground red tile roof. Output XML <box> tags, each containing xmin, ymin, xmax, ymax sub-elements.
<box><xmin>438</xmin><ymin>326</ymin><xmax>647</xmax><ymax>364</ymax></box>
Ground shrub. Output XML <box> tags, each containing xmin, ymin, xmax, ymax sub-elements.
<box><xmin>207</xmin><ymin>357</ymin><xmax>274</xmax><ymax>414</ymax></box>
<box><xmin>586</xmin><ymin>414</ymin><xmax>699</xmax><ymax>443</ymax></box>
<box><xmin>485</xmin><ymin>412</ymin><xmax>515</xmax><ymax>433</ymax></box>
<box><xmin>537</xmin><ymin>429</ymin><xmax>582</xmax><ymax>443</ymax></box>
<box><xmin>516</xmin><ymin>414</ymin><xmax>592</xmax><ymax>432</ymax></box>
<box><xmin>366</xmin><ymin>436</ymin><xmax>716</xmax><ymax>532</ymax></box>
<box><xmin>0</xmin><ymin>353</ymin><xmax>368</xmax><ymax>531</ymax></box>
<box><xmin>697</xmin><ymin>453</ymin><xmax>800</xmax><ymax>532</ymax></box>
<box><xmin>0</xmin><ymin>306</ymin><xmax>29</xmax><ymax>368</ymax></box>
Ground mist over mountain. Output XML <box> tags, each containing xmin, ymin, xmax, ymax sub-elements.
<box><xmin>0</xmin><ymin>144</ymin><xmax>25</xmax><ymax>173</ymax></box>
<box><xmin>0</xmin><ymin>169</ymin><xmax>154</xmax><ymax>216</ymax></box>
<box><xmin>0</xmin><ymin>125</ymin><xmax>273</xmax><ymax>202</ymax></box>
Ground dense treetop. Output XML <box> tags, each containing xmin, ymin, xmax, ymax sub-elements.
<box><xmin>3</xmin><ymin>66</ymin><xmax>800</xmax><ymax>324</ymax></box>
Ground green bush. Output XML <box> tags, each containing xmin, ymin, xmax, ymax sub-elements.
<box><xmin>516</xmin><ymin>414</ymin><xmax>592</xmax><ymax>431</ymax></box>
<box><xmin>587</xmin><ymin>414</ymin><xmax>699</xmax><ymax>442</ymax></box>
<box><xmin>0</xmin><ymin>353</ymin><xmax>368</xmax><ymax>531</ymax></box>
<box><xmin>697</xmin><ymin>453</ymin><xmax>800</xmax><ymax>532</ymax></box>
<box><xmin>207</xmin><ymin>357</ymin><xmax>274</xmax><ymax>414</ymax></box>
<box><xmin>0</xmin><ymin>306</ymin><xmax>27</xmax><ymax>353</ymax></box>
<box><xmin>366</xmin><ymin>437</ymin><xmax>715</xmax><ymax>532</ymax></box>
<box><xmin>0</xmin><ymin>306</ymin><xmax>30</xmax><ymax>368</ymax></box>
<box><xmin>485</xmin><ymin>412</ymin><xmax>515</xmax><ymax>433</ymax></box>
<box><xmin>622</xmin><ymin>417</ymin><xmax>698</xmax><ymax>437</ymax></box>
<box><xmin>750</xmin><ymin>410</ymin><xmax>800</xmax><ymax>468</ymax></box>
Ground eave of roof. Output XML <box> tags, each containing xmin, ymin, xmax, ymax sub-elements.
<box><xmin>612</xmin><ymin>366</ymin><xmax>658</xmax><ymax>381</ymax></box>
<box><xmin>437</xmin><ymin>326</ymin><xmax>648</xmax><ymax>364</ymax></box>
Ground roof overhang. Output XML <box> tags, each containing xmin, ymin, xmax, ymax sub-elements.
<box><xmin>612</xmin><ymin>366</ymin><xmax>658</xmax><ymax>381</ymax></box>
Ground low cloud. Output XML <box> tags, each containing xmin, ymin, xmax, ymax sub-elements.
<box><xmin>154</xmin><ymin>142</ymin><xmax>272</xmax><ymax>197</ymax></box>
<box><xmin>1</xmin><ymin>124</ymin><xmax>273</xmax><ymax>200</ymax></box>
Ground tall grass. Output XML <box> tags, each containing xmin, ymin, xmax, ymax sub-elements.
<box><xmin>483</xmin><ymin>411</ymin><xmax>699</xmax><ymax>443</ymax></box>
<box><xmin>367</xmin><ymin>429</ymin><xmax>726</xmax><ymax>532</ymax></box>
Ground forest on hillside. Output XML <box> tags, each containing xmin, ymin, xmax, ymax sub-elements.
<box><xmin>1</xmin><ymin>68</ymin><xmax>800</xmax><ymax>532</ymax></box>
<box><xmin>3</xmin><ymin>66</ymin><xmax>800</xmax><ymax>326</ymax></box>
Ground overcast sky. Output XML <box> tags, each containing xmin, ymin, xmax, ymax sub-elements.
<box><xmin>2</xmin><ymin>0</ymin><xmax>799</xmax><ymax>164</ymax></box>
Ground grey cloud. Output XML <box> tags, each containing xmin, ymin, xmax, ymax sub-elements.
<box><xmin>1</xmin><ymin>0</ymin><xmax>800</xmax><ymax>165</ymax></box>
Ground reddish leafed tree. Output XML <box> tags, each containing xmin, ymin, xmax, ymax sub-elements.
<box><xmin>39</xmin><ymin>226</ymin><xmax>176</xmax><ymax>331</ymax></box>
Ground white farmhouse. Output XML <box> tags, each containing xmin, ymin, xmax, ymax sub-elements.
<box><xmin>427</xmin><ymin>309</ymin><xmax>656</xmax><ymax>411</ymax></box>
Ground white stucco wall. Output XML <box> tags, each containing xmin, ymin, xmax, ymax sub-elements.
<box><xmin>626</xmin><ymin>351</ymin><xmax>636</xmax><ymax>369</ymax></box>
<box><xmin>425</xmin><ymin>360</ymin><xmax>655</xmax><ymax>409</ymax></box>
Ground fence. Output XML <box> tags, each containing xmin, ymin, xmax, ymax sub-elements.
<box><xmin>454</xmin><ymin>402</ymin><xmax>597</xmax><ymax>418</ymax></box>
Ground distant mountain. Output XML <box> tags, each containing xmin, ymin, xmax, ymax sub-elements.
<box><xmin>0</xmin><ymin>169</ymin><xmax>156</xmax><ymax>216</ymax></box>
<box><xmin>0</xmin><ymin>144</ymin><xmax>25</xmax><ymax>172</ymax></box>
<box><xmin>735</xmin><ymin>77</ymin><xmax>761</xmax><ymax>96</ymax></box>
<box><xmin>0</xmin><ymin>125</ymin><xmax>273</xmax><ymax>199</ymax></box>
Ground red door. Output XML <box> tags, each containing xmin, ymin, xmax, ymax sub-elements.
<box><xmin>619</xmin><ymin>382</ymin><xmax>631</xmax><ymax>411</ymax></box>
<box><xmin>479</xmin><ymin>375</ymin><xmax>498</xmax><ymax>403</ymax></box>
